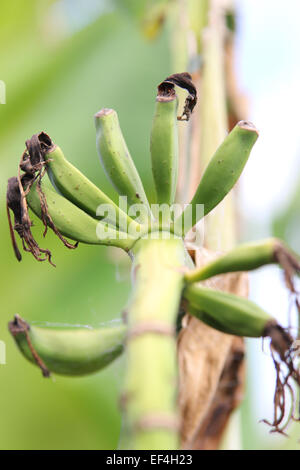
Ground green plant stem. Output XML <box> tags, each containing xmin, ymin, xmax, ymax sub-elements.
<box><xmin>121</xmin><ymin>235</ymin><xmax>185</xmax><ymax>449</ymax></box>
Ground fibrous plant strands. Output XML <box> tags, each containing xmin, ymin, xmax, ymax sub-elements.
<box><xmin>6</xmin><ymin>176</ymin><xmax>54</xmax><ymax>265</ymax></box>
<box><xmin>260</xmin><ymin>324</ymin><xmax>300</xmax><ymax>435</ymax></box>
<box><xmin>23</xmin><ymin>133</ymin><xmax>79</xmax><ymax>248</ymax></box>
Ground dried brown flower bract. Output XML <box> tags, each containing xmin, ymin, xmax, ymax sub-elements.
<box><xmin>7</xmin><ymin>133</ymin><xmax>78</xmax><ymax>265</ymax></box>
<box><xmin>158</xmin><ymin>72</ymin><xmax>197</xmax><ymax>121</ymax></box>
<box><xmin>6</xmin><ymin>176</ymin><xmax>54</xmax><ymax>265</ymax></box>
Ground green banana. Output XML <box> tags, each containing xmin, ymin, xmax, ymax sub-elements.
<box><xmin>42</xmin><ymin>138</ymin><xmax>139</xmax><ymax>233</ymax></box>
<box><xmin>174</xmin><ymin>121</ymin><xmax>259</xmax><ymax>236</ymax></box>
<box><xmin>26</xmin><ymin>176</ymin><xmax>135</xmax><ymax>251</ymax></box>
<box><xmin>185</xmin><ymin>238</ymin><xmax>300</xmax><ymax>286</ymax></box>
<box><xmin>185</xmin><ymin>238</ymin><xmax>278</xmax><ymax>282</ymax></box>
<box><xmin>150</xmin><ymin>89</ymin><xmax>179</xmax><ymax>205</ymax></box>
<box><xmin>9</xmin><ymin>315</ymin><xmax>127</xmax><ymax>376</ymax></box>
<box><xmin>95</xmin><ymin>108</ymin><xmax>151</xmax><ymax>221</ymax></box>
<box><xmin>184</xmin><ymin>283</ymin><xmax>275</xmax><ymax>337</ymax></box>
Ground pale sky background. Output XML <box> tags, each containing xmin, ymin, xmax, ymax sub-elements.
<box><xmin>236</xmin><ymin>0</ymin><xmax>300</xmax><ymax>442</ymax></box>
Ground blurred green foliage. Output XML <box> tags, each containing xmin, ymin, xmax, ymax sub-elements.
<box><xmin>1</xmin><ymin>0</ymin><xmax>299</xmax><ymax>451</ymax></box>
<box><xmin>0</xmin><ymin>0</ymin><xmax>170</xmax><ymax>449</ymax></box>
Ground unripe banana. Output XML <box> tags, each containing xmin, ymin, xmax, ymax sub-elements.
<box><xmin>184</xmin><ymin>283</ymin><xmax>275</xmax><ymax>337</ymax></box>
<box><xmin>185</xmin><ymin>238</ymin><xmax>279</xmax><ymax>282</ymax></box>
<box><xmin>95</xmin><ymin>108</ymin><xmax>151</xmax><ymax>221</ymax></box>
<box><xmin>150</xmin><ymin>87</ymin><xmax>179</xmax><ymax>205</ymax></box>
<box><xmin>185</xmin><ymin>238</ymin><xmax>300</xmax><ymax>288</ymax></box>
<box><xmin>39</xmin><ymin>133</ymin><xmax>138</xmax><ymax>233</ymax></box>
<box><xmin>26</xmin><ymin>176</ymin><xmax>135</xmax><ymax>251</ymax></box>
<box><xmin>174</xmin><ymin>121</ymin><xmax>259</xmax><ymax>236</ymax></box>
<box><xmin>9</xmin><ymin>315</ymin><xmax>127</xmax><ymax>376</ymax></box>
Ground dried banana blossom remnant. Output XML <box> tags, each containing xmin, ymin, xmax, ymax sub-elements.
<box><xmin>151</xmin><ymin>79</ymin><xmax>179</xmax><ymax>206</ymax></box>
<box><xmin>6</xmin><ymin>175</ymin><xmax>54</xmax><ymax>264</ymax></box>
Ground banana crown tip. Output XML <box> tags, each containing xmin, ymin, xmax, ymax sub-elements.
<box><xmin>237</xmin><ymin>120</ymin><xmax>259</xmax><ymax>135</ymax></box>
<box><xmin>95</xmin><ymin>108</ymin><xmax>114</xmax><ymax>118</ymax></box>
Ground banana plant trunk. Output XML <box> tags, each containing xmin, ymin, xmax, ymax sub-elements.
<box><xmin>120</xmin><ymin>236</ymin><xmax>186</xmax><ymax>449</ymax></box>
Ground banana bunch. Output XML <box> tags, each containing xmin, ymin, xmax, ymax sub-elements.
<box><xmin>9</xmin><ymin>315</ymin><xmax>127</xmax><ymax>377</ymax></box>
<box><xmin>6</xmin><ymin>75</ymin><xmax>260</xmax><ymax>263</ymax></box>
<box><xmin>27</xmin><ymin>176</ymin><xmax>135</xmax><ymax>251</ymax></box>
<box><xmin>7</xmin><ymin>128</ymin><xmax>148</xmax><ymax>263</ymax></box>
<box><xmin>7</xmin><ymin>74</ymin><xmax>300</xmax><ymax>440</ymax></box>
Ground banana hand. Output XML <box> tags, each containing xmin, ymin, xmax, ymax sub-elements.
<box><xmin>26</xmin><ymin>176</ymin><xmax>136</xmax><ymax>251</ymax></box>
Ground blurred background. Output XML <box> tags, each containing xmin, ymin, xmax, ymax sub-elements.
<box><xmin>0</xmin><ymin>0</ymin><xmax>299</xmax><ymax>450</ymax></box>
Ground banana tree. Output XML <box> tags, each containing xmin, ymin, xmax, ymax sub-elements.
<box><xmin>6</xmin><ymin>69</ymin><xmax>300</xmax><ymax>448</ymax></box>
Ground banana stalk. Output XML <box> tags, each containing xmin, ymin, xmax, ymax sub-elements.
<box><xmin>95</xmin><ymin>108</ymin><xmax>151</xmax><ymax>222</ymax></box>
<box><xmin>9</xmin><ymin>315</ymin><xmax>126</xmax><ymax>376</ymax></box>
<box><xmin>174</xmin><ymin>121</ymin><xmax>259</xmax><ymax>236</ymax></box>
<box><xmin>121</xmin><ymin>236</ymin><xmax>185</xmax><ymax>450</ymax></box>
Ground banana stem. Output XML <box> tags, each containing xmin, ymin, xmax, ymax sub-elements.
<box><xmin>120</xmin><ymin>236</ymin><xmax>185</xmax><ymax>449</ymax></box>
